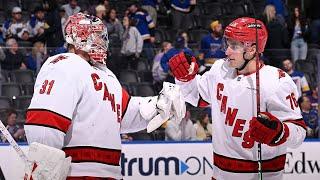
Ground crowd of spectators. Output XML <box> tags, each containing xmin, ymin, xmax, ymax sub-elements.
<box><xmin>0</xmin><ymin>0</ymin><xmax>318</xmax><ymax>142</ymax></box>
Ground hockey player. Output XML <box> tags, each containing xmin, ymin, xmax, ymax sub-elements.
<box><xmin>23</xmin><ymin>13</ymin><xmax>185</xmax><ymax>180</ymax></box>
<box><xmin>169</xmin><ymin>17</ymin><xmax>307</xmax><ymax>180</ymax></box>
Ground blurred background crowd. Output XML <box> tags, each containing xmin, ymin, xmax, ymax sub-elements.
<box><xmin>0</xmin><ymin>0</ymin><xmax>318</xmax><ymax>142</ymax></box>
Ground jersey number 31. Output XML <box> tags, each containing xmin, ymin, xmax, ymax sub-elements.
<box><xmin>39</xmin><ymin>80</ymin><xmax>55</xmax><ymax>95</ymax></box>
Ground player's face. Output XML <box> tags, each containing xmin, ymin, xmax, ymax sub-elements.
<box><xmin>225</xmin><ymin>39</ymin><xmax>246</xmax><ymax>68</ymax></box>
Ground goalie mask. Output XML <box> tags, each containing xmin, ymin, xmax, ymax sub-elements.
<box><xmin>65</xmin><ymin>13</ymin><xmax>109</xmax><ymax>64</ymax></box>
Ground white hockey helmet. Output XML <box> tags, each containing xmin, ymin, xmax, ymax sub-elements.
<box><xmin>64</xmin><ymin>13</ymin><xmax>109</xmax><ymax>64</ymax></box>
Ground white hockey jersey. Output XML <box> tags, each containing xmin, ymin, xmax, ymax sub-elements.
<box><xmin>25</xmin><ymin>53</ymin><xmax>150</xmax><ymax>179</ymax></box>
<box><xmin>176</xmin><ymin>59</ymin><xmax>307</xmax><ymax>180</ymax></box>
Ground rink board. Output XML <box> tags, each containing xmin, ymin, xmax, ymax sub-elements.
<box><xmin>0</xmin><ymin>140</ymin><xmax>319</xmax><ymax>180</ymax></box>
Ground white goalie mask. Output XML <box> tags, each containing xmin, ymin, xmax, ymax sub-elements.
<box><xmin>64</xmin><ymin>13</ymin><xmax>109</xmax><ymax>64</ymax></box>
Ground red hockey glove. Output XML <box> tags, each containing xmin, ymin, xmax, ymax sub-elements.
<box><xmin>169</xmin><ymin>52</ymin><xmax>199</xmax><ymax>82</ymax></box>
<box><xmin>249</xmin><ymin>112</ymin><xmax>289</xmax><ymax>146</ymax></box>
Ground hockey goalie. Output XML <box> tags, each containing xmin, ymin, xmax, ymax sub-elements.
<box><xmin>23</xmin><ymin>13</ymin><xmax>185</xmax><ymax>180</ymax></box>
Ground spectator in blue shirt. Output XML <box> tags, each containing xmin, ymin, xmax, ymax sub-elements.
<box><xmin>129</xmin><ymin>3</ymin><xmax>156</xmax><ymax>66</ymax></box>
<box><xmin>2</xmin><ymin>7</ymin><xmax>27</xmax><ymax>40</ymax></box>
<box><xmin>27</xmin><ymin>6</ymin><xmax>46</xmax><ymax>43</ymax></box>
<box><xmin>298</xmin><ymin>96</ymin><xmax>319</xmax><ymax>138</ymax></box>
<box><xmin>170</xmin><ymin>0</ymin><xmax>195</xmax><ymax>30</ymax></box>
<box><xmin>199</xmin><ymin>20</ymin><xmax>226</xmax><ymax>68</ymax></box>
<box><xmin>160</xmin><ymin>36</ymin><xmax>194</xmax><ymax>83</ymax></box>
<box><xmin>25</xmin><ymin>41</ymin><xmax>46</xmax><ymax>73</ymax></box>
<box><xmin>282</xmin><ymin>59</ymin><xmax>310</xmax><ymax>97</ymax></box>
<box><xmin>141</xmin><ymin>0</ymin><xmax>159</xmax><ymax>26</ymax></box>
<box><xmin>160</xmin><ymin>36</ymin><xmax>193</xmax><ymax>73</ymax></box>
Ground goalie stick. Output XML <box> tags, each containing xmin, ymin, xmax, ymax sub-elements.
<box><xmin>0</xmin><ymin>120</ymin><xmax>29</xmax><ymax>164</ymax></box>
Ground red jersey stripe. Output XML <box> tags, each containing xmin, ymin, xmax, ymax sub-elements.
<box><xmin>197</xmin><ymin>95</ymin><xmax>209</xmax><ymax>108</ymax></box>
<box><xmin>63</xmin><ymin>146</ymin><xmax>121</xmax><ymax>166</ymax></box>
<box><xmin>213</xmin><ymin>153</ymin><xmax>286</xmax><ymax>173</ymax></box>
<box><xmin>26</xmin><ymin>109</ymin><xmax>71</xmax><ymax>133</ymax></box>
<box><xmin>121</xmin><ymin>88</ymin><xmax>131</xmax><ymax>118</ymax></box>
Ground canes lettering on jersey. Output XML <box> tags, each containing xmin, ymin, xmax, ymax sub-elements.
<box><xmin>217</xmin><ymin>82</ymin><xmax>255</xmax><ymax>149</ymax></box>
<box><xmin>91</xmin><ymin>73</ymin><xmax>121</xmax><ymax>122</ymax></box>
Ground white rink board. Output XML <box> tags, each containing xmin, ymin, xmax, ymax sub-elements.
<box><xmin>0</xmin><ymin>141</ymin><xmax>319</xmax><ymax>180</ymax></box>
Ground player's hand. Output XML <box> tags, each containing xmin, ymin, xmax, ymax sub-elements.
<box><xmin>140</xmin><ymin>82</ymin><xmax>186</xmax><ymax>133</ymax></box>
<box><xmin>169</xmin><ymin>52</ymin><xmax>199</xmax><ymax>82</ymax></box>
<box><xmin>249</xmin><ymin>112</ymin><xmax>289</xmax><ymax>146</ymax></box>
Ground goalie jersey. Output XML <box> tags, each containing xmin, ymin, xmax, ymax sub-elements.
<box><xmin>176</xmin><ymin>59</ymin><xmax>307</xmax><ymax>180</ymax></box>
<box><xmin>25</xmin><ymin>53</ymin><xmax>148</xmax><ymax>179</ymax></box>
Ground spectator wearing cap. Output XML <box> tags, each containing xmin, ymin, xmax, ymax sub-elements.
<box><xmin>1</xmin><ymin>38</ymin><xmax>27</xmax><ymax>70</ymax></box>
<box><xmin>2</xmin><ymin>7</ymin><xmax>27</xmax><ymax>40</ymax></box>
<box><xmin>199</xmin><ymin>20</ymin><xmax>226</xmax><ymax>69</ymax></box>
<box><xmin>62</xmin><ymin>0</ymin><xmax>81</xmax><ymax>18</ymax></box>
<box><xmin>160</xmin><ymin>35</ymin><xmax>194</xmax><ymax>83</ymax></box>
<box><xmin>27</xmin><ymin>6</ymin><xmax>46</xmax><ymax>42</ymax></box>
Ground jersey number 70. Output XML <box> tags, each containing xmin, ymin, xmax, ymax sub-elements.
<box><xmin>286</xmin><ymin>92</ymin><xmax>298</xmax><ymax>110</ymax></box>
